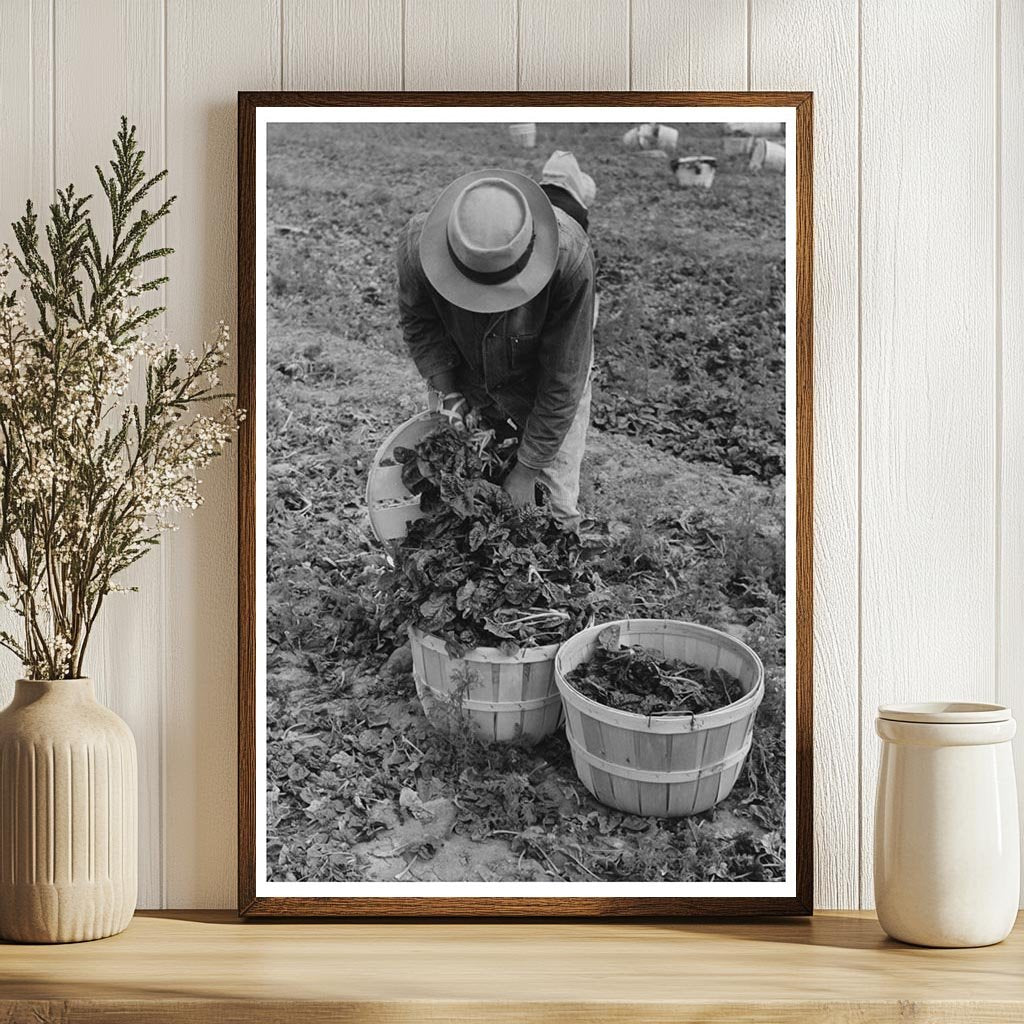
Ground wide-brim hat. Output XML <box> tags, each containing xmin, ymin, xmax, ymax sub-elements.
<box><xmin>419</xmin><ymin>169</ymin><xmax>559</xmax><ymax>314</ymax></box>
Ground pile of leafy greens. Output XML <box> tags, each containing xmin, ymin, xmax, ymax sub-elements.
<box><xmin>567</xmin><ymin>625</ymin><xmax>739</xmax><ymax>717</ymax></box>
<box><xmin>379</xmin><ymin>423</ymin><xmax>609</xmax><ymax>656</ymax></box>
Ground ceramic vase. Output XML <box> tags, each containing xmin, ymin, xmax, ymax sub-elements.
<box><xmin>0</xmin><ymin>678</ymin><xmax>137</xmax><ymax>943</ymax></box>
<box><xmin>874</xmin><ymin>702</ymin><xmax>1019</xmax><ymax>948</ymax></box>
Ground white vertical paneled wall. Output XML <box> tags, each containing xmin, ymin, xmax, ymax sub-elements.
<box><xmin>1004</xmin><ymin>0</ymin><xmax>1024</xmax><ymax>883</ymax></box>
<box><xmin>55</xmin><ymin>0</ymin><xmax>168</xmax><ymax>909</ymax></box>
<box><xmin>859</xmin><ymin>0</ymin><xmax>999</xmax><ymax>908</ymax></box>
<box><xmin>750</xmin><ymin>0</ymin><xmax>861</xmax><ymax>912</ymax></box>
<box><xmin>0</xmin><ymin>0</ymin><xmax>1017</xmax><ymax>910</ymax></box>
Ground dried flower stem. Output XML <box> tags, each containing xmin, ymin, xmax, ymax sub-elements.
<box><xmin>0</xmin><ymin>118</ymin><xmax>241</xmax><ymax>679</ymax></box>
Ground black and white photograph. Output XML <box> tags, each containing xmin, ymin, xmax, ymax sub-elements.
<box><xmin>245</xmin><ymin>101</ymin><xmax>809</xmax><ymax>913</ymax></box>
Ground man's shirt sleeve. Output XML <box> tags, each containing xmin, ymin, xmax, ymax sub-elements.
<box><xmin>396</xmin><ymin>214</ymin><xmax>461</xmax><ymax>381</ymax></box>
<box><xmin>516</xmin><ymin>225</ymin><xmax>595</xmax><ymax>470</ymax></box>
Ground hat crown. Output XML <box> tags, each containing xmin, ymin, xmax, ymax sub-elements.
<box><xmin>418</xmin><ymin>167</ymin><xmax>559</xmax><ymax>314</ymax></box>
<box><xmin>447</xmin><ymin>178</ymin><xmax>533</xmax><ymax>275</ymax></box>
<box><xmin>539</xmin><ymin>150</ymin><xmax>596</xmax><ymax>208</ymax></box>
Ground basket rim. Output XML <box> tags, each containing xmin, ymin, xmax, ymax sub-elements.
<box><xmin>554</xmin><ymin>618</ymin><xmax>765</xmax><ymax>730</ymax></box>
<box><xmin>409</xmin><ymin>625</ymin><xmax>562</xmax><ymax>664</ymax></box>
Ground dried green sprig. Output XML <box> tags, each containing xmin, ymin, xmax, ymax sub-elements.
<box><xmin>0</xmin><ymin>118</ymin><xmax>241</xmax><ymax>679</ymax></box>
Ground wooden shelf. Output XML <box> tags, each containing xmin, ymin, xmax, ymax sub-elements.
<box><xmin>2</xmin><ymin>910</ymin><xmax>1022</xmax><ymax>1022</ymax></box>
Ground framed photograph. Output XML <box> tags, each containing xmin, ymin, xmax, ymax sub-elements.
<box><xmin>238</xmin><ymin>91</ymin><xmax>813</xmax><ymax>917</ymax></box>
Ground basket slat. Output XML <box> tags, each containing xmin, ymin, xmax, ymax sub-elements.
<box><xmin>580</xmin><ymin>713</ymin><xmax>607</xmax><ymax>760</ymax></box>
<box><xmin>667</xmin><ymin>780</ymin><xmax>699</xmax><ymax>816</ymax></box>
<box><xmin>667</xmin><ymin>729</ymin><xmax>706</xmax><ymax>772</ymax></box>
<box><xmin>410</xmin><ymin>628</ymin><xmax>562</xmax><ymax>745</ymax></box>
<box><xmin>637</xmin><ymin>776</ymin><xmax>668</xmax><ymax>817</ymax></box>
<box><xmin>590</xmin><ymin>767</ymin><xmax>617</xmax><ymax>809</ymax></box>
<box><xmin>702</xmin><ymin>723</ymin><xmax>733</xmax><ymax>769</ymax></box>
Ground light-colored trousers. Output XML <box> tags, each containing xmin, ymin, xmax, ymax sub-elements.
<box><xmin>537</xmin><ymin>375</ymin><xmax>592</xmax><ymax>529</ymax></box>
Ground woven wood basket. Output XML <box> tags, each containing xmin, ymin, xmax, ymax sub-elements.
<box><xmin>410</xmin><ymin>627</ymin><xmax>563</xmax><ymax>745</ymax></box>
<box><xmin>365</xmin><ymin>410</ymin><xmax>444</xmax><ymax>543</ymax></box>
<box><xmin>554</xmin><ymin>619</ymin><xmax>765</xmax><ymax>817</ymax></box>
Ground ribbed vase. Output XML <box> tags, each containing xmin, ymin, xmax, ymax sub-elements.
<box><xmin>0</xmin><ymin>678</ymin><xmax>137</xmax><ymax>943</ymax></box>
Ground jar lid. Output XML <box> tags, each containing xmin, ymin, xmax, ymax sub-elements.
<box><xmin>877</xmin><ymin>701</ymin><xmax>1010</xmax><ymax>724</ymax></box>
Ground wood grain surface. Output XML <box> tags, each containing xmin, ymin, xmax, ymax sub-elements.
<box><xmin>2</xmin><ymin>910</ymin><xmax>1024</xmax><ymax>1023</ymax></box>
<box><xmin>236</xmin><ymin>88</ymin><xmax>813</xmax><ymax>919</ymax></box>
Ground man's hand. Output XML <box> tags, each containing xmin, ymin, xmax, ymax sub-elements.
<box><xmin>427</xmin><ymin>373</ymin><xmax>475</xmax><ymax>429</ymax></box>
<box><xmin>503</xmin><ymin>462</ymin><xmax>539</xmax><ymax>508</ymax></box>
<box><xmin>438</xmin><ymin>392</ymin><xmax>481</xmax><ymax>431</ymax></box>
<box><xmin>439</xmin><ymin>391</ymin><xmax>471</xmax><ymax>429</ymax></box>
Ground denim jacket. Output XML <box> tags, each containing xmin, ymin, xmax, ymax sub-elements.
<box><xmin>396</xmin><ymin>208</ymin><xmax>595</xmax><ymax>469</ymax></box>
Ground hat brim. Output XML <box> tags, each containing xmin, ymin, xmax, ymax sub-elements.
<box><xmin>419</xmin><ymin>169</ymin><xmax>559</xmax><ymax>314</ymax></box>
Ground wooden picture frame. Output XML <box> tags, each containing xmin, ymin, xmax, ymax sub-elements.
<box><xmin>238</xmin><ymin>91</ymin><xmax>813</xmax><ymax>917</ymax></box>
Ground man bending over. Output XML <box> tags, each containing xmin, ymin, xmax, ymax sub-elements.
<box><xmin>397</xmin><ymin>157</ymin><xmax>595</xmax><ymax>528</ymax></box>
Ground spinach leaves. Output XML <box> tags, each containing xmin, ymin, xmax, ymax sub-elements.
<box><xmin>566</xmin><ymin>627</ymin><xmax>737</xmax><ymax>716</ymax></box>
<box><xmin>380</xmin><ymin>424</ymin><xmax>608</xmax><ymax>656</ymax></box>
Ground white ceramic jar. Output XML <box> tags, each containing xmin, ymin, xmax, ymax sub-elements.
<box><xmin>874</xmin><ymin>702</ymin><xmax>1019</xmax><ymax>947</ymax></box>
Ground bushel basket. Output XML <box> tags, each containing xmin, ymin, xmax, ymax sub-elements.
<box><xmin>410</xmin><ymin>627</ymin><xmax>562</xmax><ymax>744</ymax></box>
<box><xmin>365</xmin><ymin>410</ymin><xmax>444</xmax><ymax>543</ymax></box>
<box><xmin>554</xmin><ymin>619</ymin><xmax>764</xmax><ymax>817</ymax></box>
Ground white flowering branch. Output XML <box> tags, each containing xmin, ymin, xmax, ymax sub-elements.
<box><xmin>0</xmin><ymin>118</ymin><xmax>241</xmax><ymax>680</ymax></box>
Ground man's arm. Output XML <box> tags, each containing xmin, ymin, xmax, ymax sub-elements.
<box><xmin>396</xmin><ymin>215</ymin><xmax>461</xmax><ymax>392</ymax></box>
<box><xmin>515</xmin><ymin>239</ymin><xmax>595</xmax><ymax>471</ymax></box>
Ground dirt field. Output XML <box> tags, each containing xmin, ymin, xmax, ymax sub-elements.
<box><xmin>264</xmin><ymin>122</ymin><xmax>787</xmax><ymax>884</ymax></box>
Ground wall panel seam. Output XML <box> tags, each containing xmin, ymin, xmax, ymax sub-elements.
<box><xmin>745</xmin><ymin>0</ymin><xmax>751</xmax><ymax>89</ymax></box>
<box><xmin>49</xmin><ymin>0</ymin><xmax>54</xmax><ymax>196</ymax></box>
<box><xmin>855</xmin><ymin>0</ymin><xmax>864</xmax><ymax>911</ymax></box>
<box><xmin>516</xmin><ymin>0</ymin><xmax>521</xmax><ymax>90</ymax></box>
<box><xmin>28</xmin><ymin>0</ymin><xmax>33</xmax><ymax>191</ymax></box>
<box><xmin>159</xmin><ymin>0</ymin><xmax>169</xmax><ymax>909</ymax></box>
<box><xmin>994</xmin><ymin>0</ymin><xmax>1004</xmax><ymax>707</ymax></box>
<box><xmin>622</xmin><ymin>0</ymin><xmax>630</xmax><ymax>91</ymax></box>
